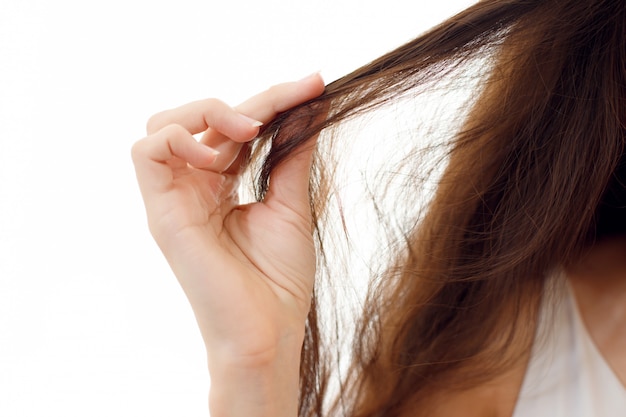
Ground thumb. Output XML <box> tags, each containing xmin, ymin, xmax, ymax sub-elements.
<box><xmin>264</xmin><ymin>136</ymin><xmax>318</xmax><ymax>214</ymax></box>
<box><xmin>263</xmin><ymin>98</ymin><xmax>328</xmax><ymax>214</ymax></box>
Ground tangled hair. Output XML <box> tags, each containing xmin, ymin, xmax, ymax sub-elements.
<box><xmin>251</xmin><ymin>0</ymin><xmax>626</xmax><ymax>416</ymax></box>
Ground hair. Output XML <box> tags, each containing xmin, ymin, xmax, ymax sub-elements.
<box><xmin>250</xmin><ymin>0</ymin><xmax>626</xmax><ymax>416</ymax></box>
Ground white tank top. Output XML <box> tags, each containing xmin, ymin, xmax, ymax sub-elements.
<box><xmin>512</xmin><ymin>279</ymin><xmax>626</xmax><ymax>416</ymax></box>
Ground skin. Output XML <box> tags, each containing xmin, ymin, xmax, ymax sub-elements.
<box><xmin>567</xmin><ymin>236</ymin><xmax>626</xmax><ymax>387</ymax></box>
<box><xmin>132</xmin><ymin>74</ymin><xmax>325</xmax><ymax>417</ymax></box>
<box><xmin>132</xmin><ymin>76</ymin><xmax>626</xmax><ymax>417</ymax></box>
<box><xmin>432</xmin><ymin>238</ymin><xmax>626</xmax><ymax>417</ymax></box>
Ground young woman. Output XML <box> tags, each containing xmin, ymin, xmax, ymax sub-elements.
<box><xmin>132</xmin><ymin>0</ymin><xmax>626</xmax><ymax>416</ymax></box>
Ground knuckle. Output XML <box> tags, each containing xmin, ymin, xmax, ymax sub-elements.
<box><xmin>265</xmin><ymin>83</ymin><xmax>284</xmax><ymax>100</ymax></box>
<box><xmin>202</xmin><ymin>97</ymin><xmax>222</xmax><ymax>107</ymax></box>
<box><xmin>199</xmin><ymin>98</ymin><xmax>229</xmax><ymax>116</ymax></box>
<box><xmin>131</xmin><ymin>123</ymin><xmax>189</xmax><ymax>162</ymax></box>
<box><xmin>265</xmin><ymin>83</ymin><xmax>289</xmax><ymax>112</ymax></box>
<box><xmin>160</xmin><ymin>123</ymin><xmax>188</xmax><ymax>138</ymax></box>
<box><xmin>146</xmin><ymin>111</ymin><xmax>166</xmax><ymax>134</ymax></box>
<box><xmin>266</xmin><ymin>82</ymin><xmax>285</xmax><ymax>94</ymax></box>
<box><xmin>265</xmin><ymin>84</ymin><xmax>279</xmax><ymax>94</ymax></box>
<box><xmin>200</xmin><ymin>98</ymin><xmax>241</xmax><ymax>131</ymax></box>
<box><xmin>130</xmin><ymin>137</ymin><xmax>149</xmax><ymax>162</ymax></box>
<box><xmin>202</xmin><ymin>98</ymin><xmax>231</xmax><ymax>118</ymax></box>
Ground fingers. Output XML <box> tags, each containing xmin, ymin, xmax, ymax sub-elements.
<box><xmin>234</xmin><ymin>72</ymin><xmax>325</xmax><ymax>124</ymax></box>
<box><xmin>207</xmin><ymin>72</ymin><xmax>326</xmax><ymax>173</ymax></box>
<box><xmin>145</xmin><ymin>99</ymin><xmax>262</xmax><ymax>174</ymax></box>
<box><xmin>202</xmin><ymin>72</ymin><xmax>325</xmax><ymax>146</ymax></box>
<box><xmin>264</xmin><ymin>139</ymin><xmax>317</xmax><ymax>215</ymax></box>
<box><xmin>146</xmin><ymin>98</ymin><xmax>263</xmax><ymax>139</ymax></box>
<box><xmin>131</xmin><ymin>124</ymin><xmax>220</xmax><ymax>196</ymax></box>
<box><xmin>147</xmin><ymin>73</ymin><xmax>325</xmax><ymax>173</ymax></box>
<box><xmin>238</xmin><ymin>74</ymin><xmax>326</xmax><ymax>210</ymax></box>
<box><xmin>263</xmin><ymin>99</ymin><xmax>329</xmax><ymax>213</ymax></box>
<box><xmin>147</xmin><ymin>73</ymin><xmax>324</xmax><ymax>138</ymax></box>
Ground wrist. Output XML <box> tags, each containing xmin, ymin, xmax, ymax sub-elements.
<box><xmin>208</xmin><ymin>339</ymin><xmax>303</xmax><ymax>417</ymax></box>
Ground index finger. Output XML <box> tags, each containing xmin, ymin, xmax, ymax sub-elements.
<box><xmin>147</xmin><ymin>73</ymin><xmax>325</xmax><ymax>139</ymax></box>
<box><xmin>147</xmin><ymin>73</ymin><xmax>325</xmax><ymax>173</ymax></box>
<box><xmin>201</xmin><ymin>73</ymin><xmax>325</xmax><ymax>172</ymax></box>
<box><xmin>233</xmin><ymin>72</ymin><xmax>325</xmax><ymax>127</ymax></box>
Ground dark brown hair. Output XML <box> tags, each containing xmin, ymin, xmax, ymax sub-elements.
<box><xmin>252</xmin><ymin>0</ymin><xmax>626</xmax><ymax>415</ymax></box>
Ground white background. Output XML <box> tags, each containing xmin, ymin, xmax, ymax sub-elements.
<box><xmin>0</xmin><ymin>1</ymin><xmax>475</xmax><ymax>415</ymax></box>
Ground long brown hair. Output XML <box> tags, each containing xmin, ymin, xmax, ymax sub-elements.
<box><xmin>251</xmin><ymin>0</ymin><xmax>626</xmax><ymax>415</ymax></box>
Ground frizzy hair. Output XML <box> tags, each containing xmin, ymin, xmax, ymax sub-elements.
<box><xmin>250</xmin><ymin>0</ymin><xmax>626</xmax><ymax>416</ymax></box>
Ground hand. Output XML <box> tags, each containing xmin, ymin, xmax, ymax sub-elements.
<box><xmin>131</xmin><ymin>74</ymin><xmax>325</xmax><ymax>368</ymax></box>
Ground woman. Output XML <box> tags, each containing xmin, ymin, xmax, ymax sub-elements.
<box><xmin>132</xmin><ymin>0</ymin><xmax>626</xmax><ymax>416</ymax></box>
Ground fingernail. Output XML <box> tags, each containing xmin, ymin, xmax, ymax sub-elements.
<box><xmin>298</xmin><ymin>71</ymin><xmax>322</xmax><ymax>82</ymax></box>
<box><xmin>203</xmin><ymin>146</ymin><xmax>220</xmax><ymax>161</ymax></box>
<box><xmin>238</xmin><ymin>113</ymin><xmax>263</xmax><ymax>128</ymax></box>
